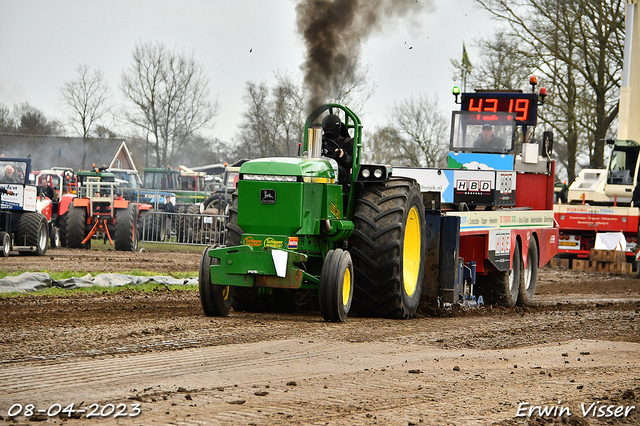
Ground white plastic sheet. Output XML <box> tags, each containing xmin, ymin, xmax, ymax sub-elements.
<box><xmin>0</xmin><ymin>272</ymin><xmax>197</xmax><ymax>293</ymax></box>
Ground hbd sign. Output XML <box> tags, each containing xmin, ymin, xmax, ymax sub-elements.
<box><xmin>456</xmin><ymin>180</ymin><xmax>491</xmax><ymax>193</ymax></box>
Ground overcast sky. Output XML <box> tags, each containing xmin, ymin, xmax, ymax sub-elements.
<box><xmin>0</xmin><ymin>0</ymin><xmax>493</xmax><ymax>146</ymax></box>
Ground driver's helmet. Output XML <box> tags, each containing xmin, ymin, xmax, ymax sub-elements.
<box><xmin>321</xmin><ymin>114</ymin><xmax>342</xmax><ymax>139</ymax></box>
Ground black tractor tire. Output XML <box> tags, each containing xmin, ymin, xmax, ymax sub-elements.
<box><xmin>16</xmin><ymin>212</ymin><xmax>48</xmax><ymax>256</ymax></box>
<box><xmin>203</xmin><ymin>194</ymin><xmax>228</xmax><ymax>212</ymax></box>
<box><xmin>517</xmin><ymin>236</ymin><xmax>538</xmax><ymax>306</ymax></box>
<box><xmin>320</xmin><ymin>249</ymin><xmax>354</xmax><ymax>322</ymax></box>
<box><xmin>115</xmin><ymin>204</ymin><xmax>138</xmax><ymax>251</ymax></box>
<box><xmin>49</xmin><ymin>223</ymin><xmax>60</xmax><ymax>249</ymax></box>
<box><xmin>225</xmin><ymin>191</ymin><xmax>242</xmax><ymax>246</ymax></box>
<box><xmin>479</xmin><ymin>239</ymin><xmax>521</xmax><ymax>307</ymax></box>
<box><xmin>67</xmin><ymin>206</ymin><xmax>89</xmax><ymax>249</ymax></box>
<box><xmin>141</xmin><ymin>209</ymin><xmax>165</xmax><ymax>241</ymax></box>
<box><xmin>0</xmin><ymin>231</ymin><xmax>10</xmax><ymax>257</ymax></box>
<box><xmin>350</xmin><ymin>178</ymin><xmax>426</xmax><ymax>319</ymax></box>
<box><xmin>199</xmin><ymin>246</ymin><xmax>233</xmax><ymax>316</ymax></box>
<box><xmin>57</xmin><ymin>212</ymin><xmax>67</xmax><ymax>247</ymax></box>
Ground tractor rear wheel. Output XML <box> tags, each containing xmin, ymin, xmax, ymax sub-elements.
<box><xmin>350</xmin><ymin>178</ymin><xmax>426</xmax><ymax>319</ymax></box>
<box><xmin>67</xmin><ymin>206</ymin><xmax>89</xmax><ymax>249</ymax></box>
<box><xmin>0</xmin><ymin>231</ymin><xmax>10</xmax><ymax>257</ymax></box>
<box><xmin>17</xmin><ymin>212</ymin><xmax>48</xmax><ymax>256</ymax></box>
<box><xmin>517</xmin><ymin>237</ymin><xmax>538</xmax><ymax>306</ymax></box>
<box><xmin>115</xmin><ymin>204</ymin><xmax>138</xmax><ymax>251</ymax></box>
<box><xmin>320</xmin><ymin>249</ymin><xmax>354</xmax><ymax>322</ymax></box>
<box><xmin>199</xmin><ymin>246</ymin><xmax>232</xmax><ymax>316</ymax></box>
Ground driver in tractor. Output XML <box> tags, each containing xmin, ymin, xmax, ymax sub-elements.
<box><xmin>38</xmin><ymin>176</ymin><xmax>55</xmax><ymax>200</ymax></box>
<box><xmin>1</xmin><ymin>165</ymin><xmax>20</xmax><ymax>183</ymax></box>
<box><xmin>473</xmin><ymin>124</ymin><xmax>506</xmax><ymax>151</ymax></box>
<box><xmin>321</xmin><ymin>114</ymin><xmax>353</xmax><ymax>186</ymax></box>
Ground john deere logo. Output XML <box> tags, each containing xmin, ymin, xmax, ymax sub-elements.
<box><xmin>261</xmin><ymin>189</ymin><xmax>276</xmax><ymax>204</ymax></box>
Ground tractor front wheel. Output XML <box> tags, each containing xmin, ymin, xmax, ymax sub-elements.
<box><xmin>320</xmin><ymin>249</ymin><xmax>354</xmax><ymax>322</ymax></box>
<box><xmin>0</xmin><ymin>231</ymin><xmax>10</xmax><ymax>257</ymax></box>
<box><xmin>350</xmin><ymin>178</ymin><xmax>426</xmax><ymax>319</ymax></box>
<box><xmin>199</xmin><ymin>246</ymin><xmax>233</xmax><ymax>316</ymax></box>
<box><xmin>57</xmin><ymin>212</ymin><xmax>67</xmax><ymax>247</ymax></box>
<box><xmin>17</xmin><ymin>212</ymin><xmax>48</xmax><ymax>256</ymax></box>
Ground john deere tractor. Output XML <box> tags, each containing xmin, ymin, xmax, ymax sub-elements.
<box><xmin>199</xmin><ymin>104</ymin><xmax>426</xmax><ymax>322</ymax></box>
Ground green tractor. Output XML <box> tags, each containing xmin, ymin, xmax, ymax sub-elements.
<box><xmin>199</xmin><ymin>104</ymin><xmax>426</xmax><ymax>321</ymax></box>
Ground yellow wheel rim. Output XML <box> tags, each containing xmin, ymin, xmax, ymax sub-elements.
<box><xmin>222</xmin><ymin>285</ymin><xmax>230</xmax><ymax>301</ymax></box>
<box><xmin>403</xmin><ymin>207</ymin><xmax>421</xmax><ymax>297</ymax></box>
<box><xmin>342</xmin><ymin>267</ymin><xmax>351</xmax><ymax>306</ymax></box>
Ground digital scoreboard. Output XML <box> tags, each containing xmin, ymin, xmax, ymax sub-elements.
<box><xmin>461</xmin><ymin>92</ymin><xmax>538</xmax><ymax>126</ymax></box>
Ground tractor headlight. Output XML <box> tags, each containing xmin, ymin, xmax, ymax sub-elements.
<box><xmin>356</xmin><ymin>164</ymin><xmax>389</xmax><ymax>182</ymax></box>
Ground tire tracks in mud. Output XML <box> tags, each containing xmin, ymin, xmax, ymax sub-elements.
<box><xmin>1</xmin><ymin>339</ymin><xmax>638</xmax><ymax>425</ymax></box>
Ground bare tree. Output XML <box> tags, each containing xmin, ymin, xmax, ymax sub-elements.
<box><xmin>0</xmin><ymin>103</ymin><xmax>13</xmax><ymax>133</ymax></box>
<box><xmin>475</xmin><ymin>0</ymin><xmax>625</xmax><ymax>179</ymax></box>
<box><xmin>120</xmin><ymin>41</ymin><xmax>218</xmax><ymax>166</ymax></box>
<box><xmin>235</xmin><ymin>73</ymin><xmax>306</xmax><ymax>159</ymax></box>
<box><xmin>322</xmin><ymin>59</ymin><xmax>376</xmax><ymax>116</ymax></box>
<box><xmin>387</xmin><ymin>94</ymin><xmax>449</xmax><ymax>167</ymax></box>
<box><xmin>10</xmin><ymin>103</ymin><xmax>63</xmax><ymax>136</ymax></box>
<box><xmin>59</xmin><ymin>63</ymin><xmax>112</xmax><ymax>138</ymax></box>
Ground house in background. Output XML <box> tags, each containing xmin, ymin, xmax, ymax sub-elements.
<box><xmin>0</xmin><ymin>134</ymin><xmax>138</xmax><ymax>172</ymax></box>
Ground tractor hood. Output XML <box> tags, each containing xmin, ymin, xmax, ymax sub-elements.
<box><xmin>240</xmin><ymin>157</ymin><xmax>335</xmax><ymax>181</ymax></box>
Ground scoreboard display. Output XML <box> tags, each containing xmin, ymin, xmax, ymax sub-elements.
<box><xmin>461</xmin><ymin>92</ymin><xmax>538</xmax><ymax>126</ymax></box>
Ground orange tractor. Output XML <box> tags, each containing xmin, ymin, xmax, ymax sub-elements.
<box><xmin>66</xmin><ymin>167</ymin><xmax>152</xmax><ymax>251</ymax></box>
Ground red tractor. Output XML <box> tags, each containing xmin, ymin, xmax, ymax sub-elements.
<box><xmin>32</xmin><ymin>168</ymin><xmax>78</xmax><ymax>247</ymax></box>
<box><xmin>66</xmin><ymin>167</ymin><xmax>152</xmax><ymax>251</ymax></box>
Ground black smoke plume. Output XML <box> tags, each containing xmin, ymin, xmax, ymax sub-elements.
<box><xmin>296</xmin><ymin>0</ymin><xmax>433</xmax><ymax>112</ymax></box>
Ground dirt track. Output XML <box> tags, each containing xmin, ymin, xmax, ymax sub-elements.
<box><xmin>1</xmin><ymin>248</ymin><xmax>639</xmax><ymax>425</ymax></box>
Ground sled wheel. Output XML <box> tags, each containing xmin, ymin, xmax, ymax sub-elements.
<box><xmin>518</xmin><ymin>236</ymin><xmax>538</xmax><ymax>306</ymax></box>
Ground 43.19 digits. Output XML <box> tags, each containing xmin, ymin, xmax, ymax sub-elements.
<box><xmin>8</xmin><ymin>402</ymin><xmax>141</xmax><ymax>418</ymax></box>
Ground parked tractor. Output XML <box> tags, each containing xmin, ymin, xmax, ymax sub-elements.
<box><xmin>0</xmin><ymin>158</ymin><xmax>50</xmax><ymax>256</ymax></box>
<box><xmin>199</xmin><ymin>104</ymin><xmax>426</xmax><ymax>322</ymax></box>
<box><xmin>66</xmin><ymin>167</ymin><xmax>152</xmax><ymax>251</ymax></box>
<box><xmin>32</xmin><ymin>168</ymin><xmax>78</xmax><ymax>247</ymax></box>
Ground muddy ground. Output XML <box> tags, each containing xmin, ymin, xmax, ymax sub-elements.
<box><xmin>0</xmin><ymin>248</ymin><xmax>639</xmax><ymax>425</ymax></box>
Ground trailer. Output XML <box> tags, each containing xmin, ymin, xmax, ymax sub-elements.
<box><xmin>394</xmin><ymin>79</ymin><xmax>557</xmax><ymax>307</ymax></box>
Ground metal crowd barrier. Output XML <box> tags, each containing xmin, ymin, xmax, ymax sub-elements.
<box><xmin>138</xmin><ymin>210</ymin><xmax>226</xmax><ymax>248</ymax></box>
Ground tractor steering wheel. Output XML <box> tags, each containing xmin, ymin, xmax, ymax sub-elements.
<box><xmin>322</xmin><ymin>138</ymin><xmax>342</xmax><ymax>159</ymax></box>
